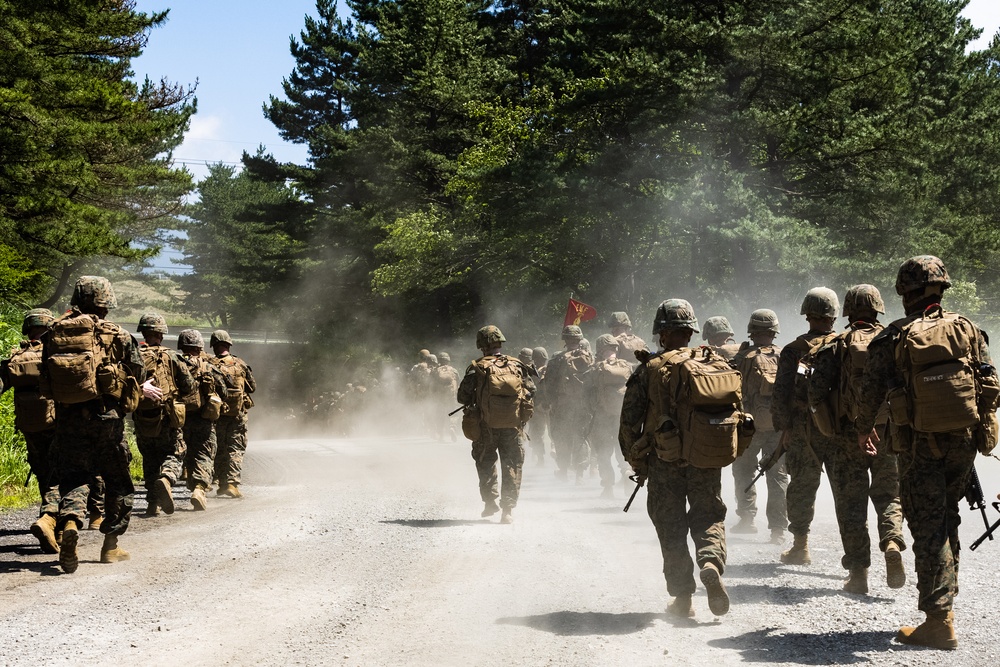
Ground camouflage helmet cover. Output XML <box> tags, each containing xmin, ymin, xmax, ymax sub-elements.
<box><xmin>437</xmin><ymin>351</ymin><xmax>451</xmax><ymax>363</ymax></box>
<box><xmin>561</xmin><ymin>325</ymin><xmax>583</xmax><ymax>339</ymax></box>
<box><xmin>210</xmin><ymin>329</ymin><xmax>233</xmax><ymax>347</ymax></box>
<box><xmin>137</xmin><ymin>312</ymin><xmax>168</xmax><ymax>335</ymax></box>
<box><xmin>532</xmin><ymin>347</ymin><xmax>549</xmax><ymax>365</ymax></box>
<box><xmin>579</xmin><ymin>338</ymin><xmax>591</xmax><ymax>352</ymax></box>
<box><xmin>800</xmin><ymin>287</ymin><xmax>840</xmax><ymax>319</ymax></box>
<box><xmin>21</xmin><ymin>308</ymin><xmax>54</xmax><ymax>334</ymax></box>
<box><xmin>747</xmin><ymin>309</ymin><xmax>780</xmax><ymax>334</ymax></box>
<box><xmin>428</xmin><ymin>354</ymin><xmax>438</xmax><ymax>365</ymax></box>
<box><xmin>701</xmin><ymin>316</ymin><xmax>735</xmax><ymax>341</ymax></box>
<box><xmin>177</xmin><ymin>329</ymin><xmax>204</xmax><ymax>350</ymax></box>
<box><xmin>476</xmin><ymin>325</ymin><xmax>506</xmax><ymax>349</ymax></box>
<box><xmin>518</xmin><ymin>347</ymin><xmax>534</xmax><ymax>363</ymax></box>
<box><xmin>843</xmin><ymin>284</ymin><xmax>885</xmax><ymax>318</ymax></box>
<box><xmin>418</xmin><ymin>349</ymin><xmax>432</xmax><ymax>360</ymax></box>
<box><xmin>895</xmin><ymin>255</ymin><xmax>952</xmax><ymax>295</ymax></box>
<box><xmin>652</xmin><ymin>299</ymin><xmax>700</xmax><ymax>335</ymax></box>
<box><xmin>607</xmin><ymin>311</ymin><xmax>632</xmax><ymax>328</ymax></box>
<box><xmin>70</xmin><ymin>276</ymin><xmax>117</xmax><ymax>310</ymax></box>
<box><xmin>595</xmin><ymin>333</ymin><xmax>620</xmax><ymax>351</ymax></box>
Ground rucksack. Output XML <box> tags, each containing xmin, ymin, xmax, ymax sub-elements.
<box><xmin>892</xmin><ymin>306</ymin><xmax>984</xmax><ymax>434</ymax></box>
<box><xmin>7</xmin><ymin>340</ymin><xmax>45</xmax><ymax>389</ymax></box>
<box><xmin>473</xmin><ymin>355</ymin><xmax>532</xmax><ymax>429</ymax></box>
<box><xmin>593</xmin><ymin>358</ymin><xmax>633</xmax><ymax>414</ymax></box>
<box><xmin>6</xmin><ymin>341</ymin><xmax>55</xmax><ymax>432</ymax></box>
<box><xmin>737</xmin><ymin>345</ymin><xmax>779</xmax><ymax>432</ymax></box>
<box><xmin>43</xmin><ymin>311</ymin><xmax>131</xmax><ymax>405</ymax></box>
<box><xmin>212</xmin><ymin>355</ymin><xmax>248</xmax><ymax>416</ymax></box>
<box><xmin>550</xmin><ymin>348</ymin><xmax>593</xmax><ymax>405</ymax></box>
<box><xmin>432</xmin><ymin>364</ymin><xmax>459</xmax><ymax>396</ymax></box>
<box><xmin>840</xmin><ymin>323</ymin><xmax>882</xmax><ymax>422</ymax></box>
<box><xmin>649</xmin><ymin>347</ymin><xmax>752</xmax><ymax>468</ymax></box>
<box><xmin>788</xmin><ymin>332</ymin><xmax>841</xmax><ymax>436</ymax></box>
<box><xmin>137</xmin><ymin>346</ymin><xmax>178</xmax><ymax>411</ymax></box>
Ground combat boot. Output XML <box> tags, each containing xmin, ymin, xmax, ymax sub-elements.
<box><xmin>216</xmin><ymin>483</ymin><xmax>232</xmax><ymax>497</ymax></box>
<box><xmin>221</xmin><ymin>484</ymin><xmax>243</xmax><ymax>499</ymax></box>
<box><xmin>191</xmin><ymin>484</ymin><xmax>208</xmax><ymax>511</ymax></box>
<box><xmin>699</xmin><ymin>562</ymin><xmax>730</xmax><ymax>616</ymax></box>
<box><xmin>780</xmin><ymin>534</ymin><xmax>811</xmax><ymax>565</ymax></box>
<box><xmin>666</xmin><ymin>595</ymin><xmax>695</xmax><ymax>618</ymax></box>
<box><xmin>885</xmin><ymin>543</ymin><xmax>906</xmax><ymax>589</ymax></box>
<box><xmin>88</xmin><ymin>512</ymin><xmax>103</xmax><ymax>530</ymax></box>
<box><xmin>154</xmin><ymin>477</ymin><xmax>175</xmax><ymax>515</ymax></box>
<box><xmin>59</xmin><ymin>519</ymin><xmax>80</xmax><ymax>574</ymax></box>
<box><xmin>731</xmin><ymin>516</ymin><xmax>758</xmax><ymax>534</ymax></box>
<box><xmin>30</xmin><ymin>513</ymin><xmax>59</xmax><ymax>554</ymax></box>
<box><xmin>100</xmin><ymin>534</ymin><xmax>130</xmax><ymax>564</ymax></box>
<box><xmin>144</xmin><ymin>498</ymin><xmax>160</xmax><ymax>518</ymax></box>
<box><xmin>843</xmin><ymin>567</ymin><xmax>869</xmax><ymax>595</ymax></box>
<box><xmin>500</xmin><ymin>509</ymin><xmax>513</xmax><ymax>524</ymax></box>
<box><xmin>769</xmin><ymin>528</ymin><xmax>786</xmax><ymax>544</ymax></box>
<box><xmin>897</xmin><ymin>611</ymin><xmax>957</xmax><ymax>650</ymax></box>
<box><xmin>481</xmin><ymin>499</ymin><xmax>500</xmax><ymax>518</ymax></box>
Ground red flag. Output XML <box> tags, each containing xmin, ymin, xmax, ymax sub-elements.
<box><xmin>563</xmin><ymin>299</ymin><xmax>598</xmax><ymax>327</ymax></box>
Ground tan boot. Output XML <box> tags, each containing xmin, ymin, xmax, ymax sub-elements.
<box><xmin>699</xmin><ymin>562</ymin><xmax>730</xmax><ymax>616</ymax></box>
<box><xmin>191</xmin><ymin>485</ymin><xmax>208</xmax><ymax>511</ymax></box>
<box><xmin>154</xmin><ymin>477</ymin><xmax>175</xmax><ymax>515</ymax></box>
<box><xmin>59</xmin><ymin>519</ymin><xmax>80</xmax><ymax>573</ymax></box>
<box><xmin>769</xmin><ymin>528</ymin><xmax>786</xmax><ymax>545</ymax></box>
<box><xmin>221</xmin><ymin>484</ymin><xmax>243</xmax><ymax>499</ymax></box>
<box><xmin>885</xmin><ymin>543</ymin><xmax>906</xmax><ymax>589</ymax></box>
<box><xmin>897</xmin><ymin>611</ymin><xmax>957</xmax><ymax>650</ymax></box>
<box><xmin>780</xmin><ymin>534</ymin><xmax>811</xmax><ymax>565</ymax></box>
<box><xmin>843</xmin><ymin>568</ymin><xmax>869</xmax><ymax>595</ymax></box>
<box><xmin>481</xmin><ymin>499</ymin><xmax>500</xmax><ymax>518</ymax></box>
<box><xmin>30</xmin><ymin>513</ymin><xmax>59</xmax><ymax>554</ymax></box>
<box><xmin>87</xmin><ymin>512</ymin><xmax>103</xmax><ymax>530</ymax></box>
<box><xmin>216</xmin><ymin>483</ymin><xmax>232</xmax><ymax>497</ymax></box>
<box><xmin>500</xmin><ymin>508</ymin><xmax>513</xmax><ymax>524</ymax></box>
<box><xmin>731</xmin><ymin>516</ymin><xmax>758</xmax><ymax>534</ymax></box>
<box><xmin>667</xmin><ymin>595</ymin><xmax>695</xmax><ymax>618</ymax></box>
<box><xmin>100</xmin><ymin>534</ymin><xmax>130</xmax><ymax>564</ymax></box>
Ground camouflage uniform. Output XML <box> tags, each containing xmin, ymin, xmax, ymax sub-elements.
<box><xmin>428</xmin><ymin>352</ymin><xmax>460</xmax><ymax>441</ymax></box>
<box><xmin>619</xmin><ymin>300</ymin><xmax>728</xmax><ymax>613</ymax></box>
<box><xmin>856</xmin><ymin>282</ymin><xmax>989</xmax><ymax>614</ymax></box>
<box><xmin>584</xmin><ymin>335</ymin><xmax>634</xmax><ymax>493</ymax></box>
<box><xmin>808</xmin><ymin>319</ymin><xmax>905</xmax><ymax>574</ymax></box>
<box><xmin>527</xmin><ymin>347</ymin><xmax>550</xmax><ymax>464</ymax></box>
<box><xmin>209</xmin><ymin>332</ymin><xmax>257</xmax><ymax>492</ymax></box>
<box><xmin>178</xmin><ymin>340</ymin><xmax>226</xmax><ymax>496</ymax></box>
<box><xmin>544</xmin><ymin>327</ymin><xmax>594</xmax><ymax>479</ymax></box>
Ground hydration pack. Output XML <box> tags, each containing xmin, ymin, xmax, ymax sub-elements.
<box><xmin>473</xmin><ymin>355</ymin><xmax>532</xmax><ymax>429</ymax></box>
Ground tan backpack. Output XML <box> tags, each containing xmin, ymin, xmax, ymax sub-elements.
<box><xmin>594</xmin><ymin>358</ymin><xmax>632</xmax><ymax>414</ymax></box>
<box><xmin>738</xmin><ymin>345</ymin><xmax>779</xmax><ymax>432</ymax></box>
<box><xmin>43</xmin><ymin>311</ymin><xmax>134</xmax><ymax>406</ymax></box>
<box><xmin>839</xmin><ymin>323</ymin><xmax>882</xmax><ymax>422</ymax></box>
<box><xmin>137</xmin><ymin>346</ymin><xmax>178</xmax><ymax>411</ymax></box>
<box><xmin>213</xmin><ymin>355</ymin><xmax>248</xmax><ymax>416</ymax></box>
<box><xmin>473</xmin><ymin>355</ymin><xmax>532</xmax><ymax>429</ymax></box>
<box><xmin>7</xmin><ymin>341</ymin><xmax>55</xmax><ymax>432</ymax></box>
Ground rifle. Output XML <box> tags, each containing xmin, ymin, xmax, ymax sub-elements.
<box><xmin>623</xmin><ymin>474</ymin><xmax>645</xmax><ymax>513</ymax></box>
<box><xmin>448</xmin><ymin>404</ymin><xmax>467</xmax><ymax>417</ymax></box>
<box><xmin>965</xmin><ymin>465</ymin><xmax>993</xmax><ymax>540</ymax></box>
<box><xmin>23</xmin><ymin>470</ymin><xmax>32</xmax><ymax>488</ymax></box>
<box><xmin>744</xmin><ymin>430</ymin><xmax>790</xmax><ymax>495</ymax></box>
<box><xmin>970</xmin><ymin>502</ymin><xmax>1000</xmax><ymax>551</ymax></box>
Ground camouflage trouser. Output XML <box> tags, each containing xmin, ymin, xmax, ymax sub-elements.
<box><xmin>896</xmin><ymin>428</ymin><xmax>976</xmax><ymax>613</ymax></box>
<box><xmin>827</xmin><ymin>426</ymin><xmax>905</xmax><ymax>571</ymax></box>
<box><xmin>526</xmin><ymin>408</ymin><xmax>549</xmax><ymax>460</ymax></box>
<box><xmin>731</xmin><ymin>429</ymin><xmax>788</xmax><ymax>530</ymax></box>
<box><xmin>471</xmin><ymin>428</ymin><xmax>524</xmax><ymax>509</ymax></box>
<box><xmin>589</xmin><ymin>412</ymin><xmax>619</xmax><ymax>488</ymax></box>
<box><xmin>134</xmin><ymin>412</ymin><xmax>185</xmax><ymax>495</ymax></box>
<box><xmin>647</xmin><ymin>457</ymin><xmax>727</xmax><ymax>598</ymax></box>
<box><xmin>49</xmin><ymin>407</ymin><xmax>133</xmax><ymax>536</ymax></box>
<box><xmin>214</xmin><ymin>414</ymin><xmax>248</xmax><ymax>487</ymax></box>
<box><xmin>183</xmin><ymin>414</ymin><xmax>217</xmax><ymax>490</ymax></box>
<box><xmin>550</xmin><ymin>409</ymin><xmax>589</xmax><ymax>473</ymax></box>
<box><xmin>23</xmin><ymin>429</ymin><xmax>60</xmax><ymax>516</ymax></box>
<box><xmin>784</xmin><ymin>423</ymin><xmax>837</xmax><ymax>537</ymax></box>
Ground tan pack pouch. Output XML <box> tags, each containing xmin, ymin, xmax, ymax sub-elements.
<box><xmin>886</xmin><ymin>384</ymin><xmax>911</xmax><ymax>426</ymax></box>
<box><xmin>652</xmin><ymin>416</ymin><xmax>682</xmax><ymax>462</ymax></box>
<box><xmin>167</xmin><ymin>400</ymin><xmax>186</xmax><ymax>429</ymax></box>
<box><xmin>683</xmin><ymin>408</ymin><xmax>740</xmax><ymax>468</ymax></box>
<box><xmin>752</xmin><ymin>397</ymin><xmax>774</xmax><ymax>432</ymax></box>
<box><xmin>462</xmin><ymin>407</ymin><xmax>481</xmax><ymax>441</ymax></box>
<box><xmin>13</xmin><ymin>391</ymin><xmax>55</xmax><ymax>433</ymax></box>
<box><xmin>911</xmin><ymin>362</ymin><xmax>978</xmax><ymax>432</ymax></box>
<box><xmin>96</xmin><ymin>363</ymin><xmax>125</xmax><ymax>398</ymax></box>
<box><xmin>517</xmin><ymin>398</ymin><xmax>534</xmax><ymax>424</ymax></box>
<box><xmin>47</xmin><ymin>352</ymin><xmax>101</xmax><ymax>404</ymax></box>
<box><xmin>685</xmin><ymin>365</ymin><xmax>742</xmax><ymax>407</ymax></box>
<box><xmin>200</xmin><ymin>393</ymin><xmax>223</xmax><ymax>421</ymax></box>
<box><xmin>809</xmin><ymin>397</ymin><xmax>839</xmax><ymax>437</ymax></box>
<box><xmin>119</xmin><ymin>376</ymin><xmax>141</xmax><ymax>414</ymax></box>
<box><xmin>223</xmin><ymin>388</ymin><xmax>243</xmax><ymax>416</ymax></box>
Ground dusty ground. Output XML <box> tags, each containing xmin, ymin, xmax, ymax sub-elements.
<box><xmin>0</xmin><ymin>434</ymin><xmax>999</xmax><ymax>667</ymax></box>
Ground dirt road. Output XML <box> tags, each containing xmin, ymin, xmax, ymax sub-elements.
<box><xmin>1</xmin><ymin>435</ymin><xmax>998</xmax><ymax>666</ymax></box>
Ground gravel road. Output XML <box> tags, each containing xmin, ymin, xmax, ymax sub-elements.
<box><xmin>1</xmin><ymin>434</ymin><xmax>998</xmax><ymax>666</ymax></box>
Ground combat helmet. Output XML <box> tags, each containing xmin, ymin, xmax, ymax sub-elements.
<box><xmin>210</xmin><ymin>329</ymin><xmax>233</xmax><ymax>347</ymax></box>
<box><xmin>747</xmin><ymin>309</ymin><xmax>780</xmax><ymax>335</ymax></box>
<box><xmin>438</xmin><ymin>352</ymin><xmax>451</xmax><ymax>364</ymax></box>
<box><xmin>518</xmin><ymin>347</ymin><xmax>534</xmax><ymax>364</ymax></box>
<box><xmin>595</xmin><ymin>333</ymin><xmax>620</xmax><ymax>353</ymax></box>
<box><xmin>137</xmin><ymin>312</ymin><xmax>168</xmax><ymax>335</ymax></box>
<box><xmin>21</xmin><ymin>308</ymin><xmax>54</xmax><ymax>335</ymax></box>
<box><xmin>532</xmin><ymin>347</ymin><xmax>549</xmax><ymax>366</ymax></box>
<box><xmin>70</xmin><ymin>276</ymin><xmax>117</xmax><ymax>310</ymax></box>
<box><xmin>652</xmin><ymin>299</ymin><xmax>700</xmax><ymax>335</ymax></box>
<box><xmin>701</xmin><ymin>316</ymin><xmax>735</xmax><ymax>342</ymax></box>
<box><xmin>607</xmin><ymin>312</ymin><xmax>632</xmax><ymax>329</ymax></box>
<box><xmin>895</xmin><ymin>255</ymin><xmax>952</xmax><ymax>296</ymax></box>
<box><xmin>843</xmin><ymin>285</ymin><xmax>885</xmax><ymax>319</ymax></box>
<box><xmin>177</xmin><ymin>329</ymin><xmax>204</xmax><ymax>350</ymax></box>
<box><xmin>476</xmin><ymin>325</ymin><xmax>506</xmax><ymax>350</ymax></box>
<box><xmin>800</xmin><ymin>287</ymin><xmax>839</xmax><ymax>319</ymax></box>
<box><xmin>561</xmin><ymin>325</ymin><xmax>583</xmax><ymax>339</ymax></box>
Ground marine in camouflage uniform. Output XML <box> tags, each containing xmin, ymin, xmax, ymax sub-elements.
<box><xmin>543</xmin><ymin>326</ymin><xmax>594</xmax><ymax>481</ymax></box>
<box><xmin>177</xmin><ymin>329</ymin><xmax>226</xmax><ymax>511</ymax></box>
<box><xmin>457</xmin><ymin>326</ymin><xmax>535</xmax><ymax>524</ymax></box>
<box><xmin>410</xmin><ymin>349</ymin><xmax>435</xmax><ymax>434</ymax></box>
<box><xmin>134</xmin><ymin>313</ymin><xmax>196</xmax><ymax>516</ymax></box>
<box><xmin>44</xmin><ymin>277</ymin><xmax>149</xmax><ymax>572</ymax></box>
<box><xmin>210</xmin><ymin>330</ymin><xmax>257</xmax><ymax>498</ymax></box>
<box><xmin>429</xmin><ymin>351</ymin><xmax>461</xmax><ymax>442</ymax></box>
<box><xmin>856</xmin><ymin>256</ymin><xmax>992</xmax><ymax>649</ymax></box>
<box><xmin>807</xmin><ymin>285</ymin><xmax>906</xmax><ymax>595</ymax></box>
<box><xmin>702</xmin><ymin>316</ymin><xmax>741</xmax><ymax>361</ymax></box>
<box><xmin>527</xmin><ymin>347</ymin><xmax>550</xmax><ymax>465</ymax></box>
<box><xmin>619</xmin><ymin>300</ymin><xmax>729</xmax><ymax>618</ymax></box>
<box><xmin>584</xmin><ymin>334</ymin><xmax>634</xmax><ymax>498</ymax></box>
<box><xmin>770</xmin><ymin>287</ymin><xmax>842</xmax><ymax>565</ymax></box>
<box><xmin>729</xmin><ymin>309</ymin><xmax>788</xmax><ymax>541</ymax></box>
